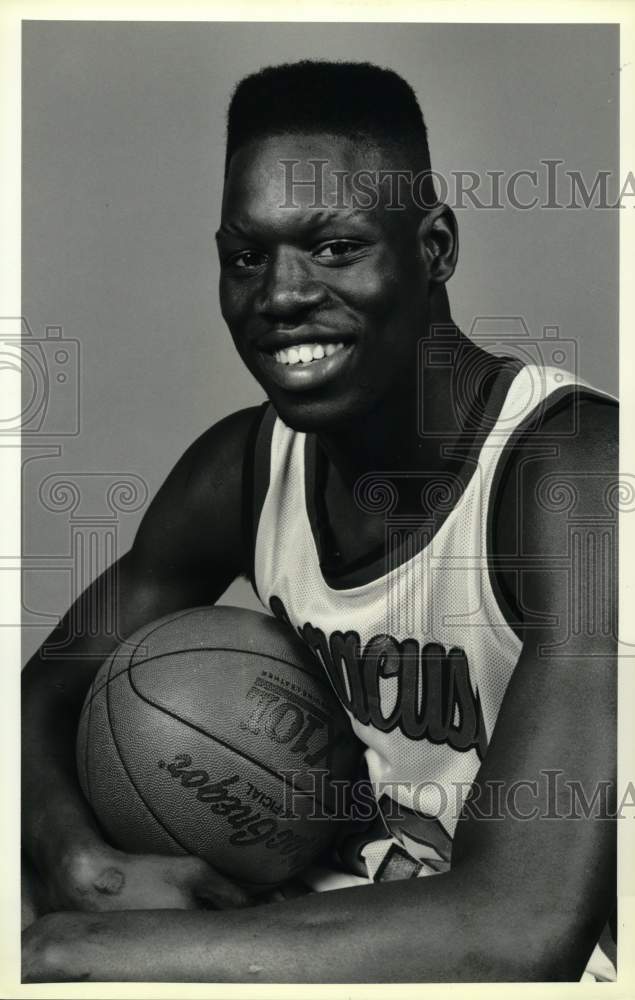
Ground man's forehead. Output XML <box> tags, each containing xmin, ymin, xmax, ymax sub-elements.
<box><xmin>221</xmin><ymin>133</ymin><xmax>410</xmax><ymax>220</ymax></box>
<box><xmin>228</xmin><ymin>132</ymin><xmax>385</xmax><ymax>176</ymax></box>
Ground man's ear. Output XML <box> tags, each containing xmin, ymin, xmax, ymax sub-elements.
<box><xmin>417</xmin><ymin>204</ymin><xmax>458</xmax><ymax>284</ymax></box>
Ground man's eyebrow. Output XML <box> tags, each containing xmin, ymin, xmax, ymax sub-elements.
<box><xmin>306</xmin><ymin>208</ymin><xmax>371</xmax><ymax>225</ymax></box>
<box><xmin>215</xmin><ymin>208</ymin><xmax>374</xmax><ymax>241</ymax></box>
<box><xmin>215</xmin><ymin>223</ymin><xmax>241</xmax><ymax>240</ymax></box>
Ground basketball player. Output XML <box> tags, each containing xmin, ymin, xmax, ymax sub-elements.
<box><xmin>21</xmin><ymin>62</ymin><xmax>617</xmax><ymax>982</ymax></box>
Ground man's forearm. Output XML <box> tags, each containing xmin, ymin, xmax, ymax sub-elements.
<box><xmin>27</xmin><ymin>872</ymin><xmax>585</xmax><ymax>983</ymax></box>
<box><xmin>22</xmin><ymin>558</ymin><xmax>143</xmax><ymax>877</ymax></box>
<box><xmin>22</xmin><ymin>649</ymin><xmax>112</xmax><ymax>884</ymax></box>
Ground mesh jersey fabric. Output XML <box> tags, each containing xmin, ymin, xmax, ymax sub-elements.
<box><xmin>251</xmin><ymin>363</ymin><xmax>617</xmax><ymax>981</ymax></box>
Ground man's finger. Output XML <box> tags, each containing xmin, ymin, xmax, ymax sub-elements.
<box><xmin>192</xmin><ymin>869</ymin><xmax>252</xmax><ymax>909</ymax></box>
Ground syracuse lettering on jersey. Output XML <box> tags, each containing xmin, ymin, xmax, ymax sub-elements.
<box><xmin>270</xmin><ymin>595</ymin><xmax>488</xmax><ymax>760</ymax></box>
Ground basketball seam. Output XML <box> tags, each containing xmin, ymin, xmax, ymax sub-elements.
<box><xmin>101</xmin><ymin>661</ymin><xmax>293</xmax><ymax>886</ymax></box>
<box><xmin>104</xmin><ymin>652</ymin><xmax>196</xmax><ymax>857</ymax></box>
<box><xmin>125</xmin><ymin>657</ymin><xmax>333</xmax><ymax>814</ymax></box>
<box><xmin>83</xmin><ymin>645</ymin><xmax>329</xmax><ymax>713</ymax></box>
<box><xmin>82</xmin><ymin>656</ymin><xmax>102</xmax><ymax>805</ymax></box>
<box><xmin>78</xmin><ymin>607</ymin><xmax>202</xmax><ymax>720</ymax></box>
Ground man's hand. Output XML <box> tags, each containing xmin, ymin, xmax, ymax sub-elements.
<box><xmin>22</xmin><ymin>911</ymin><xmax>127</xmax><ymax>984</ymax></box>
<box><xmin>47</xmin><ymin>845</ymin><xmax>251</xmax><ymax>914</ymax></box>
<box><xmin>22</xmin><ymin>909</ymin><xmax>229</xmax><ymax>984</ymax></box>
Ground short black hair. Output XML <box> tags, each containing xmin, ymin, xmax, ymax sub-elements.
<box><xmin>224</xmin><ymin>60</ymin><xmax>432</xmax><ymax>178</ymax></box>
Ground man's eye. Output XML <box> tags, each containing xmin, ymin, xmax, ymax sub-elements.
<box><xmin>228</xmin><ymin>250</ymin><xmax>267</xmax><ymax>269</ymax></box>
<box><xmin>314</xmin><ymin>240</ymin><xmax>362</xmax><ymax>260</ymax></box>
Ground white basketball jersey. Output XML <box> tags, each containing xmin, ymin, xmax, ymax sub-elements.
<box><xmin>251</xmin><ymin>363</ymin><xmax>616</xmax><ymax>981</ymax></box>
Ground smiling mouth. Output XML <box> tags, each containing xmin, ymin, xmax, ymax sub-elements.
<box><xmin>269</xmin><ymin>341</ymin><xmax>346</xmax><ymax>366</ymax></box>
<box><xmin>256</xmin><ymin>338</ymin><xmax>355</xmax><ymax>393</ymax></box>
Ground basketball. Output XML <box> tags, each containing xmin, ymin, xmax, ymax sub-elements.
<box><xmin>75</xmin><ymin>605</ymin><xmax>360</xmax><ymax>890</ymax></box>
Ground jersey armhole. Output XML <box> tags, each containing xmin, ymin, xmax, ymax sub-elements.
<box><xmin>242</xmin><ymin>401</ymin><xmax>277</xmax><ymax>591</ymax></box>
<box><xmin>486</xmin><ymin>386</ymin><xmax>618</xmax><ymax>641</ymax></box>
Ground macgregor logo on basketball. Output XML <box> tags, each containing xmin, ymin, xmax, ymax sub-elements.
<box><xmin>158</xmin><ymin>753</ymin><xmax>319</xmax><ymax>859</ymax></box>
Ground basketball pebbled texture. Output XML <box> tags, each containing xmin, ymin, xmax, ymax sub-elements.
<box><xmin>76</xmin><ymin>605</ymin><xmax>361</xmax><ymax>888</ymax></box>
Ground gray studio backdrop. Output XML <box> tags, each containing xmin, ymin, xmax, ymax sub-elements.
<box><xmin>21</xmin><ymin>21</ymin><xmax>619</xmax><ymax>664</ymax></box>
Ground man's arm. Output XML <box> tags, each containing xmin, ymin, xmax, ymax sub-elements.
<box><xmin>22</xmin><ymin>405</ymin><xmax>262</xmax><ymax>914</ymax></box>
<box><xmin>22</xmin><ymin>398</ymin><xmax>617</xmax><ymax>982</ymax></box>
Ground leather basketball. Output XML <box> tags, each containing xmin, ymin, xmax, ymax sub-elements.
<box><xmin>76</xmin><ymin>605</ymin><xmax>360</xmax><ymax>889</ymax></box>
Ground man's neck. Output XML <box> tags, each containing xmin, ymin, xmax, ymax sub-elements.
<box><xmin>316</xmin><ymin>327</ymin><xmax>498</xmax><ymax>495</ymax></box>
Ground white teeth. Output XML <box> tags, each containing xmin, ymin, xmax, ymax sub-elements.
<box><xmin>272</xmin><ymin>342</ymin><xmax>346</xmax><ymax>365</ymax></box>
<box><xmin>299</xmin><ymin>345</ymin><xmax>313</xmax><ymax>364</ymax></box>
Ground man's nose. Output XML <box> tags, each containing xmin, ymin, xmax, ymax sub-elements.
<box><xmin>258</xmin><ymin>248</ymin><xmax>326</xmax><ymax>320</ymax></box>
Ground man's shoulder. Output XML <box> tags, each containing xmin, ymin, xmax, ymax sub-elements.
<box><xmin>492</xmin><ymin>386</ymin><xmax>618</xmax><ymax>625</ymax></box>
<box><xmin>132</xmin><ymin>404</ymin><xmax>267</xmax><ymax>579</ymax></box>
<box><xmin>536</xmin><ymin>384</ymin><xmax>616</xmax><ymax>442</ymax></box>
<box><xmin>171</xmin><ymin>403</ymin><xmax>265</xmax><ymax>505</ymax></box>
<box><xmin>507</xmin><ymin>387</ymin><xmax>617</xmax><ymax>489</ymax></box>
<box><xmin>186</xmin><ymin>404</ymin><xmax>267</xmax><ymax>472</ymax></box>
<box><xmin>495</xmin><ymin>377</ymin><xmax>616</xmax><ymax>499</ymax></box>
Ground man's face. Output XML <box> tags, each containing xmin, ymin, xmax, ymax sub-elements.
<box><xmin>217</xmin><ymin>133</ymin><xmax>431</xmax><ymax>431</ymax></box>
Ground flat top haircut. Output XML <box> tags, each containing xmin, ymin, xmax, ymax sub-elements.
<box><xmin>224</xmin><ymin>59</ymin><xmax>433</xmax><ymax>179</ymax></box>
